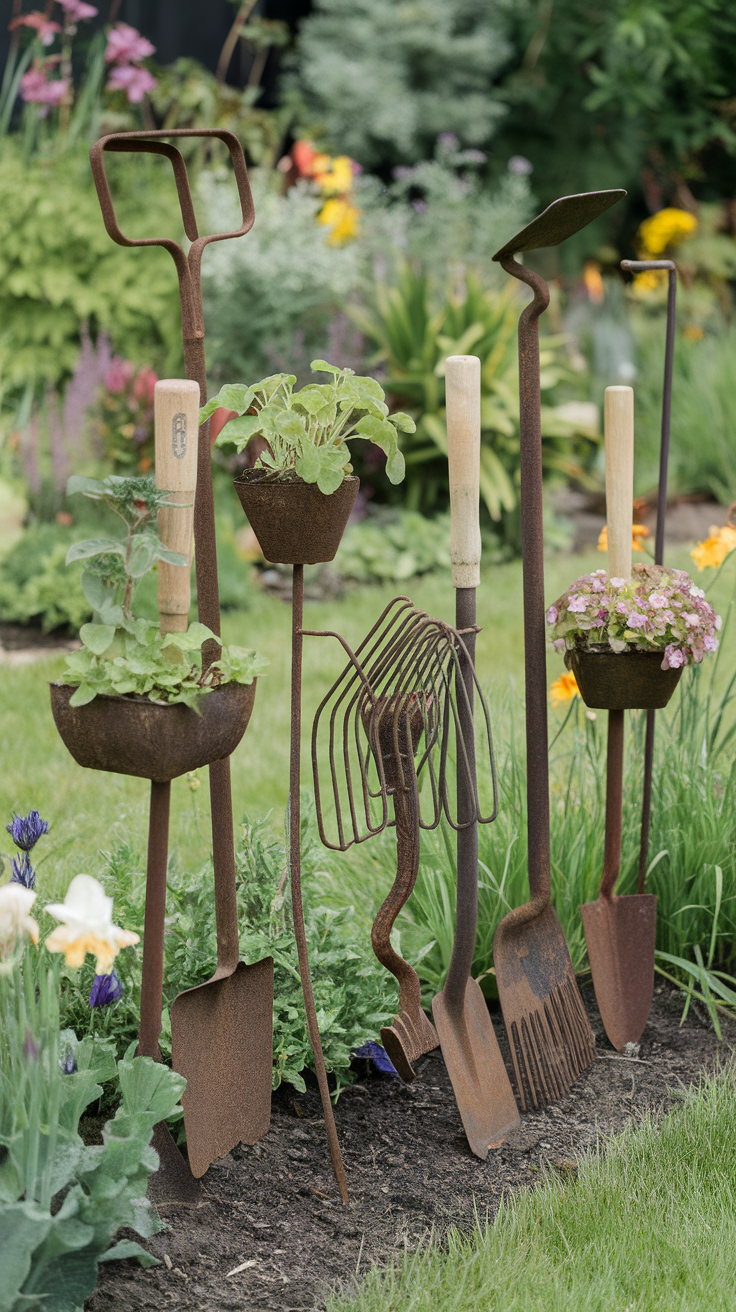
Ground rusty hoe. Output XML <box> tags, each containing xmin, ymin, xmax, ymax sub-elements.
<box><xmin>491</xmin><ymin>191</ymin><xmax>625</xmax><ymax>1108</ymax></box>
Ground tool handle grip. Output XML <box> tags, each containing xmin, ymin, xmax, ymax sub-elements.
<box><xmin>154</xmin><ymin>379</ymin><xmax>200</xmax><ymax>635</ymax></box>
<box><xmin>446</xmin><ymin>355</ymin><xmax>481</xmax><ymax>589</ymax></box>
<box><xmin>604</xmin><ymin>385</ymin><xmax>634</xmax><ymax>582</ymax></box>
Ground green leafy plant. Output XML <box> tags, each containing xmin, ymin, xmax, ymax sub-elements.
<box><xmin>57</xmin><ymin>473</ymin><xmax>265</xmax><ymax>709</ymax></box>
<box><xmin>336</xmin><ymin>506</ymin><xmax>452</xmax><ymax>582</ymax></box>
<box><xmin>205</xmin><ymin>360</ymin><xmax>412</xmax><ymax>494</ymax></box>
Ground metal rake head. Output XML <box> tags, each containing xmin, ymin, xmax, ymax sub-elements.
<box><xmin>308</xmin><ymin>596</ymin><xmax>498</xmax><ymax>851</ymax></box>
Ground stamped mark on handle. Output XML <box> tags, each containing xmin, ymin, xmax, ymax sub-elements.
<box><xmin>172</xmin><ymin>412</ymin><xmax>187</xmax><ymax>460</ymax></box>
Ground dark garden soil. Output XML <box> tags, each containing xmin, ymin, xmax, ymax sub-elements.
<box><xmin>86</xmin><ymin>983</ymin><xmax>734</xmax><ymax>1312</ymax></box>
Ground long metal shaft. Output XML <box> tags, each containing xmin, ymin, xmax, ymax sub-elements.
<box><xmin>138</xmin><ymin>780</ymin><xmax>171</xmax><ymax>1060</ymax></box>
<box><xmin>601</xmin><ymin>710</ymin><xmax>625</xmax><ymax>900</ymax></box>
<box><xmin>290</xmin><ymin>565</ymin><xmax>349</xmax><ymax>1205</ymax></box>
<box><xmin>443</xmin><ymin>587</ymin><xmax>478</xmax><ymax>1016</ymax></box>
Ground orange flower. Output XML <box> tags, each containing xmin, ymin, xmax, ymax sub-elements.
<box><xmin>583</xmin><ymin>260</ymin><xmax>604</xmax><ymax>305</ymax></box>
<box><xmin>550</xmin><ymin>672</ymin><xmax>579</xmax><ymax>706</ymax></box>
<box><xmin>691</xmin><ymin>524</ymin><xmax>736</xmax><ymax>571</ymax></box>
<box><xmin>597</xmin><ymin>524</ymin><xmax>650</xmax><ymax>553</ymax></box>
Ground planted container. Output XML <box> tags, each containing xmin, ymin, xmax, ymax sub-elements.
<box><xmin>565</xmin><ymin>648</ymin><xmax>682</xmax><ymax>711</ymax></box>
<box><xmin>50</xmin><ymin>679</ymin><xmax>256</xmax><ymax>784</ymax></box>
<box><xmin>233</xmin><ymin>471</ymin><xmax>359</xmax><ymax>565</ymax></box>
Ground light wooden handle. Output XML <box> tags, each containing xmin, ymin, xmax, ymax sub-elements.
<box><xmin>446</xmin><ymin>355</ymin><xmax>481</xmax><ymax>589</ymax></box>
<box><xmin>154</xmin><ymin>379</ymin><xmax>200</xmax><ymax>634</ymax></box>
<box><xmin>604</xmin><ymin>385</ymin><xmax>634</xmax><ymax>582</ymax></box>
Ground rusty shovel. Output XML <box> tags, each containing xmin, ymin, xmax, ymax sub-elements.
<box><xmin>432</xmin><ymin>355</ymin><xmax>520</xmax><ymax>1154</ymax></box>
<box><xmin>491</xmin><ymin>192</ymin><xmax>625</xmax><ymax>1108</ymax></box>
<box><xmin>580</xmin><ymin>386</ymin><xmax>656</xmax><ymax>1050</ymax></box>
<box><xmin>150</xmin><ymin>381</ymin><xmax>273</xmax><ymax>1180</ymax></box>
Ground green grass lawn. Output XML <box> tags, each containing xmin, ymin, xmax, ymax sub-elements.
<box><xmin>0</xmin><ymin>543</ymin><xmax>727</xmax><ymax>903</ymax></box>
<box><xmin>327</xmin><ymin>1064</ymin><xmax>736</xmax><ymax>1312</ymax></box>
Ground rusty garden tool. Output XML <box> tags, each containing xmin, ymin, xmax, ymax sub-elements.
<box><xmin>90</xmin><ymin>134</ymin><xmax>274</xmax><ymax>1178</ymax></box>
<box><xmin>491</xmin><ymin>191</ymin><xmax>625</xmax><ymax>1108</ymax></box>
<box><xmin>310</xmin><ymin>596</ymin><xmax>499</xmax><ymax>1094</ymax></box>
<box><xmin>581</xmin><ymin>385</ymin><xmax>657</xmax><ymax>1050</ymax></box>
<box><xmin>620</xmin><ymin>259</ymin><xmax>677</xmax><ymax>892</ymax></box>
<box><xmin>431</xmin><ymin>355</ymin><xmax>520</xmax><ymax>1155</ymax></box>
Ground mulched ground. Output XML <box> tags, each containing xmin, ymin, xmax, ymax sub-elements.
<box><xmin>86</xmin><ymin>983</ymin><xmax>733</xmax><ymax>1312</ymax></box>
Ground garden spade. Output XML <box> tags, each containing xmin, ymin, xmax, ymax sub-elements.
<box><xmin>155</xmin><ymin>382</ymin><xmax>274</xmax><ymax>1180</ymax></box>
<box><xmin>432</xmin><ymin>355</ymin><xmax>520</xmax><ymax>1155</ymax></box>
<box><xmin>491</xmin><ymin>192</ymin><xmax>625</xmax><ymax>1108</ymax></box>
<box><xmin>580</xmin><ymin>386</ymin><xmax>656</xmax><ymax>1050</ymax></box>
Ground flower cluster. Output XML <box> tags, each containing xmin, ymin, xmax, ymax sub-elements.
<box><xmin>7</xmin><ymin>809</ymin><xmax>49</xmax><ymax>890</ymax></box>
<box><xmin>632</xmin><ymin>207</ymin><xmax>698</xmax><ymax>293</ymax></box>
<box><xmin>597</xmin><ymin>523</ymin><xmax>650</xmax><ymax>554</ymax></box>
<box><xmin>288</xmin><ymin>139</ymin><xmax>361</xmax><ymax>245</ymax></box>
<box><xmin>93</xmin><ymin>357</ymin><xmax>158</xmax><ymax>471</ymax></box>
<box><xmin>546</xmin><ymin>563</ymin><xmax>721</xmax><ymax>671</ymax></box>
<box><xmin>13</xmin><ymin>3</ymin><xmax>98</xmax><ymax>110</ymax></box>
<box><xmin>691</xmin><ymin>522</ymin><xmax>736</xmax><ymax>572</ymax></box>
<box><xmin>104</xmin><ymin>21</ymin><xmax>156</xmax><ymax>104</ymax></box>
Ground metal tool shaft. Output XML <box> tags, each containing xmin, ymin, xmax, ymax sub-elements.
<box><xmin>137</xmin><ymin>780</ymin><xmax>171</xmax><ymax>1060</ymax></box>
<box><xmin>443</xmin><ymin>587</ymin><xmax>478</xmax><ymax>1018</ymax></box>
<box><xmin>601</xmin><ymin>710</ymin><xmax>625</xmax><ymax>900</ymax></box>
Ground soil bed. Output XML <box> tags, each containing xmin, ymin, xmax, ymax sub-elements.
<box><xmin>87</xmin><ymin>983</ymin><xmax>733</xmax><ymax>1312</ymax></box>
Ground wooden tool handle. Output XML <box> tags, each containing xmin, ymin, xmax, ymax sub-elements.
<box><xmin>446</xmin><ymin>355</ymin><xmax>481</xmax><ymax>589</ymax></box>
<box><xmin>154</xmin><ymin>378</ymin><xmax>200</xmax><ymax>635</ymax></box>
<box><xmin>604</xmin><ymin>385</ymin><xmax>634</xmax><ymax>582</ymax></box>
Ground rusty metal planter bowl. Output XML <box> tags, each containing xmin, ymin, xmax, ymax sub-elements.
<box><xmin>233</xmin><ymin>472</ymin><xmax>359</xmax><ymax>565</ymax></box>
<box><xmin>565</xmin><ymin>648</ymin><xmax>682</xmax><ymax>711</ymax></box>
<box><xmin>50</xmin><ymin>679</ymin><xmax>257</xmax><ymax>783</ymax></box>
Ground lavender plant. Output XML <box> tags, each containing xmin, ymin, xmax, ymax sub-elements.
<box><xmin>546</xmin><ymin>563</ymin><xmax>721</xmax><ymax>670</ymax></box>
<box><xmin>6</xmin><ymin>809</ymin><xmax>49</xmax><ymax>891</ymax></box>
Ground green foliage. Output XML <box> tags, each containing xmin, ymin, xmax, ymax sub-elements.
<box><xmin>0</xmin><ymin>524</ymin><xmax>89</xmax><ymax>633</ymax></box>
<box><xmin>0</xmin><ymin>950</ymin><xmax>183</xmax><ymax>1312</ymax></box>
<box><xmin>59</xmin><ymin>807</ymin><xmax>398</xmax><ymax>1097</ymax></box>
<box><xmin>292</xmin><ymin>0</ymin><xmax>511</xmax><ymax>169</ymax></box>
<box><xmin>0</xmin><ymin>141</ymin><xmax>183</xmax><ymax>393</ymax></box>
<box><xmin>327</xmin><ymin>1064</ymin><xmax>736</xmax><ymax>1311</ymax></box>
<box><xmin>353</xmin><ymin>266</ymin><xmax>597</xmax><ymax>522</ymax></box>
<box><xmin>336</xmin><ymin>507</ymin><xmax>452</xmax><ymax>583</ymax></box>
<box><xmin>208</xmin><ymin>361</ymin><xmax>412</xmax><ymax>493</ymax></box>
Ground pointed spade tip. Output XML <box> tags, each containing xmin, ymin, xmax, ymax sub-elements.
<box><xmin>492</xmin><ymin>188</ymin><xmax>627</xmax><ymax>261</ymax></box>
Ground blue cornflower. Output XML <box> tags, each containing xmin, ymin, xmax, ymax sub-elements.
<box><xmin>353</xmin><ymin>1040</ymin><xmax>399</xmax><ymax>1077</ymax></box>
<box><xmin>11</xmin><ymin>852</ymin><xmax>35</xmax><ymax>890</ymax></box>
<box><xmin>89</xmin><ymin>972</ymin><xmax>123</xmax><ymax>1008</ymax></box>
<box><xmin>7</xmin><ymin>810</ymin><xmax>49</xmax><ymax>852</ymax></box>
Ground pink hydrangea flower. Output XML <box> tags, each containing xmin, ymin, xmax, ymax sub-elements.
<box><xmin>105</xmin><ymin>22</ymin><xmax>155</xmax><ymax>64</ymax></box>
<box><xmin>106</xmin><ymin>63</ymin><xmax>157</xmax><ymax>103</ymax></box>
<box><xmin>683</xmin><ymin>612</ymin><xmax>700</xmax><ymax>628</ymax></box>
<box><xmin>546</xmin><ymin>605</ymin><xmax>558</xmax><ymax>624</ymax></box>
<box><xmin>704</xmin><ymin>634</ymin><xmax>719</xmax><ymax>652</ymax></box>
<box><xmin>626</xmin><ymin>612</ymin><xmax>647</xmax><ymax>629</ymax></box>
<box><xmin>568</xmin><ymin>595</ymin><xmax>587</xmax><ymax>613</ymax></box>
<box><xmin>662</xmin><ymin>645</ymin><xmax>685</xmax><ymax>670</ymax></box>
<box><xmin>648</xmin><ymin>592</ymin><xmax>667</xmax><ymax>608</ymax></box>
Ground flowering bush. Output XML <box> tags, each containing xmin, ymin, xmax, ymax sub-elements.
<box><xmin>546</xmin><ymin>564</ymin><xmax>721</xmax><ymax>671</ymax></box>
<box><xmin>691</xmin><ymin>521</ymin><xmax>736</xmax><ymax>572</ymax></box>
<box><xmin>288</xmin><ymin>139</ymin><xmax>362</xmax><ymax>245</ymax></box>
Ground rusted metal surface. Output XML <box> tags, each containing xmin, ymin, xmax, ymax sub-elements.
<box><xmin>234</xmin><ymin>473</ymin><xmax>359</xmax><ymax>564</ymax></box>
<box><xmin>89</xmin><ymin>131</ymin><xmax>273</xmax><ymax>1185</ymax></box>
<box><xmin>289</xmin><ymin>564</ymin><xmax>349</xmax><ymax>1204</ymax></box>
<box><xmin>565</xmin><ymin>649</ymin><xmax>682</xmax><ymax>711</ymax></box>
<box><xmin>310</xmin><ymin>596</ymin><xmax>498</xmax><ymax>1088</ymax></box>
<box><xmin>581</xmin><ymin>711</ymin><xmax>657</xmax><ymax>1050</ymax></box>
<box><xmin>492</xmin><ymin>190</ymin><xmax>626</xmax><ymax>262</ymax></box>
<box><xmin>50</xmin><ymin>680</ymin><xmax>256</xmax><ymax>782</ymax></box>
<box><xmin>432</xmin><ymin>587</ymin><xmax>520</xmax><ymax>1155</ymax></box>
<box><xmin>492</xmin><ymin>197</ymin><xmax>629</xmax><ymax>1108</ymax></box>
<box><xmin>621</xmin><ymin>259</ymin><xmax>677</xmax><ymax>892</ymax></box>
<box><xmin>138</xmin><ymin>781</ymin><xmax>201</xmax><ymax>1203</ymax></box>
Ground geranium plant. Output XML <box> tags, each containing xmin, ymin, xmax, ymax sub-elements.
<box><xmin>202</xmin><ymin>359</ymin><xmax>413</xmax><ymax>494</ymax></box>
<box><xmin>58</xmin><ymin>473</ymin><xmax>265</xmax><ymax>708</ymax></box>
<box><xmin>546</xmin><ymin>564</ymin><xmax>721</xmax><ymax>670</ymax></box>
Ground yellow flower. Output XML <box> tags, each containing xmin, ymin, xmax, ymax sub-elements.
<box><xmin>550</xmin><ymin>672</ymin><xmax>579</xmax><ymax>706</ymax></box>
<box><xmin>632</xmin><ymin>269</ymin><xmax>666</xmax><ymax>295</ymax></box>
<box><xmin>317</xmin><ymin>197</ymin><xmax>361</xmax><ymax>245</ymax></box>
<box><xmin>597</xmin><ymin>524</ymin><xmax>650</xmax><ymax>553</ymax></box>
<box><xmin>0</xmin><ymin>883</ymin><xmax>39</xmax><ymax>961</ymax></box>
<box><xmin>315</xmin><ymin>155</ymin><xmax>354</xmax><ymax>196</ymax></box>
<box><xmin>45</xmin><ymin>874</ymin><xmax>139</xmax><ymax>974</ymax></box>
<box><xmin>636</xmin><ymin>207</ymin><xmax>698</xmax><ymax>257</ymax></box>
<box><xmin>691</xmin><ymin>524</ymin><xmax>736</xmax><ymax>571</ymax></box>
<box><xmin>684</xmin><ymin>324</ymin><xmax>704</xmax><ymax>341</ymax></box>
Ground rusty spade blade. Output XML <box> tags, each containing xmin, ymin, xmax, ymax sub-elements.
<box><xmin>490</xmin><ymin>194</ymin><xmax>626</xmax><ymax>1108</ymax></box>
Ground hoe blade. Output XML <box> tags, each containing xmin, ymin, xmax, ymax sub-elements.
<box><xmin>494</xmin><ymin>905</ymin><xmax>596</xmax><ymax>1110</ymax></box>
<box><xmin>581</xmin><ymin>893</ymin><xmax>656</xmax><ymax>1051</ymax></box>
<box><xmin>380</xmin><ymin>1008</ymin><xmax>439</xmax><ymax>1084</ymax></box>
<box><xmin>432</xmin><ymin>978</ymin><xmax>519</xmax><ymax>1157</ymax></box>
<box><xmin>171</xmin><ymin>957</ymin><xmax>274</xmax><ymax>1178</ymax></box>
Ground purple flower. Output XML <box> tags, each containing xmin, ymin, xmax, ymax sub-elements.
<box><xmin>23</xmin><ymin>1029</ymin><xmax>39</xmax><ymax>1061</ymax></box>
<box><xmin>353</xmin><ymin>1041</ymin><xmax>399</xmax><ymax>1077</ymax></box>
<box><xmin>704</xmin><ymin>635</ymin><xmax>720</xmax><ymax>652</ymax></box>
<box><xmin>568</xmin><ymin>595</ymin><xmax>587</xmax><ymax>613</ymax></box>
<box><xmin>7</xmin><ymin>810</ymin><xmax>49</xmax><ymax>852</ymax></box>
<box><xmin>626</xmin><ymin>612</ymin><xmax>647</xmax><ymax>629</ymax></box>
<box><xmin>60</xmin><ymin>1044</ymin><xmax>77</xmax><ymax>1074</ymax></box>
<box><xmin>11</xmin><ymin>853</ymin><xmax>35</xmax><ymax>890</ymax></box>
<box><xmin>546</xmin><ymin>605</ymin><xmax>558</xmax><ymax>624</ymax></box>
<box><xmin>662</xmin><ymin>644</ymin><xmax>685</xmax><ymax>670</ymax></box>
<box><xmin>89</xmin><ymin>972</ymin><xmax>123</xmax><ymax>1008</ymax></box>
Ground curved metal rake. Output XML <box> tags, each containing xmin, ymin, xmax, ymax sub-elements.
<box><xmin>308</xmin><ymin>596</ymin><xmax>497</xmax><ymax>1081</ymax></box>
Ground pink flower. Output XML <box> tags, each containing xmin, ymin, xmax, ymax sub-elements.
<box><xmin>106</xmin><ymin>63</ymin><xmax>156</xmax><ymax>103</ymax></box>
<box><xmin>626</xmin><ymin>612</ymin><xmax>647</xmax><ymax>629</ymax></box>
<box><xmin>104</xmin><ymin>22</ymin><xmax>155</xmax><ymax>64</ymax></box>
<box><xmin>683</xmin><ymin>612</ymin><xmax>700</xmax><ymax>628</ymax></box>
<box><xmin>546</xmin><ymin>605</ymin><xmax>558</xmax><ymax>624</ymax></box>
<box><xmin>20</xmin><ymin>69</ymin><xmax>68</xmax><ymax>105</ymax></box>
<box><xmin>648</xmin><ymin>592</ymin><xmax>667</xmax><ymax>608</ymax></box>
<box><xmin>704</xmin><ymin>635</ymin><xmax>719</xmax><ymax>652</ymax></box>
<box><xmin>58</xmin><ymin>0</ymin><xmax>98</xmax><ymax>19</ymax></box>
<box><xmin>591</xmin><ymin>578</ymin><xmax>605</xmax><ymax>592</ymax></box>
<box><xmin>133</xmin><ymin>366</ymin><xmax>157</xmax><ymax>406</ymax></box>
<box><xmin>10</xmin><ymin>12</ymin><xmax>60</xmax><ymax>45</ymax></box>
<box><xmin>568</xmin><ymin>595</ymin><xmax>587</xmax><ymax>614</ymax></box>
<box><xmin>661</xmin><ymin>645</ymin><xmax>685</xmax><ymax>670</ymax></box>
<box><xmin>104</xmin><ymin>357</ymin><xmax>134</xmax><ymax>393</ymax></box>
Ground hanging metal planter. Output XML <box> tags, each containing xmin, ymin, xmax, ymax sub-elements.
<box><xmin>565</xmin><ymin>647</ymin><xmax>683</xmax><ymax>711</ymax></box>
<box><xmin>233</xmin><ymin>471</ymin><xmax>359</xmax><ymax>564</ymax></box>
